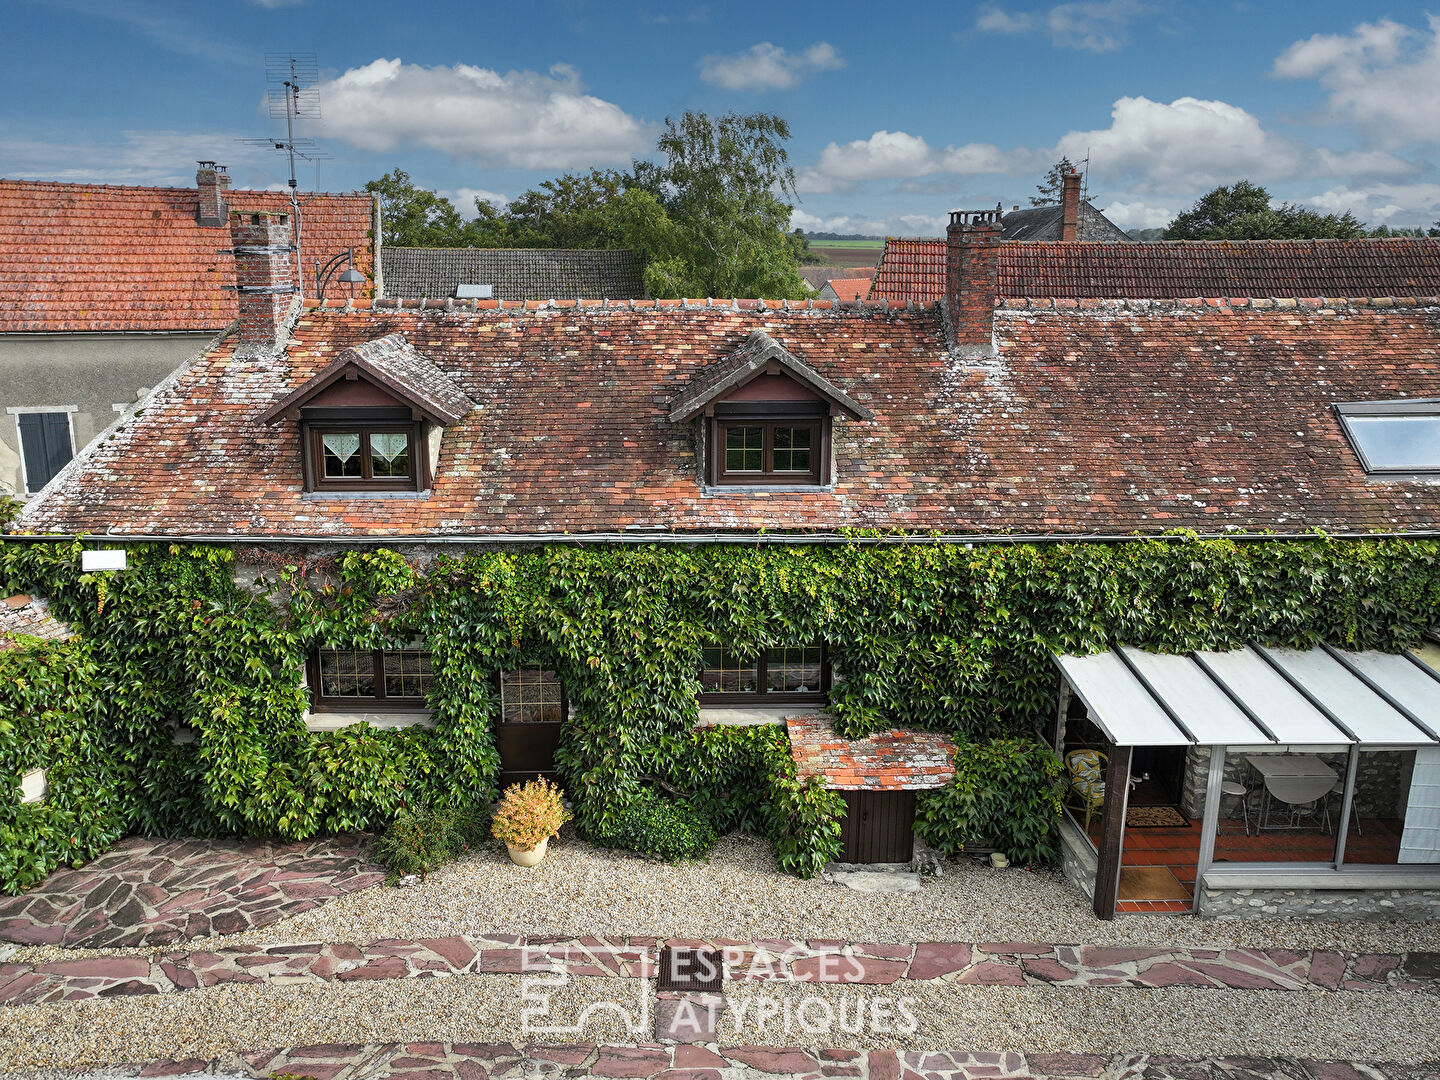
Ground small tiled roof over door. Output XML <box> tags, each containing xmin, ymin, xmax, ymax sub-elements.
<box><xmin>787</xmin><ymin>714</ymin><xmax>956</xmax><ymax>790</ymax></box>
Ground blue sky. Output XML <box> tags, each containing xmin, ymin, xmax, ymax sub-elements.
<box><xmin>5</xmin><ymin>0</ymin><xmax>1440</xmax><ymax>235</ymax></box>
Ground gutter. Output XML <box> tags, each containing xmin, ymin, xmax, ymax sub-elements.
<box><xmin>4</xmin><ymin>529</ymin><xmax>1440</xmax><ymax>546</ymax></box>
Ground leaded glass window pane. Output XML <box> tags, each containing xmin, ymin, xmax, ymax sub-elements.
<box><xmin>501</xmin><ymin>668</ymin><xmax>564</xmax><ymax>723</ymax></box>
<box><xmin>370</xmin><ymin>432</ymin><xmax>411</xmax><ymax>478</ymax></box>
<box><xmin>700</xmin><ymin>646</ymin><xmax>758</xmax><ymax>693</ymax></box>
<box><xmin>725</xmin><ymin>427</ymin><xmax>763</xmax><ymax>472</ymax></box>
<box><xmin>384</xmin><ymin>649</ymin><xmax>432</xmax><ymax>699</ymax></box>
<box><xmin>322</xmin><ymin>433</ymin><xmax>363</xmax><ymax>478</ymax></box>
<box><xmin>319</xmin><ymin>649</ymin><xmax>373</xmax><ymax>697</ymax></box>
<box><xmin>766</xmin><ymin>645</ymin><xmax>824</xmax><ymax>692</ymax></box>
<box><xmin>772</xmin><ymin>427</ymin><xmax>812</xmax><ymax>472</ymax></box>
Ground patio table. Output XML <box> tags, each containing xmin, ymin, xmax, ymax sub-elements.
<box><xmin>1244</xmin><ymin>753</ymin><xmax>1335</xmax><ymax>779</ymax></box>
<box><xmin>1253</xmin><ymin>762</ymin><xmax>1338</xmax><ymax>831</ymax></box>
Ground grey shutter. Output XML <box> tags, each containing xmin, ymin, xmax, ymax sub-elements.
<box><xmin>17</xmin><ymin>412</ymin><xmax>74</xmax><ymax>493</ymax></box>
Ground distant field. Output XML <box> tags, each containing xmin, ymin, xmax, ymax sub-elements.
<box><xmin>811</xmin><ymin>241</ymin><xmax>884</xmax><ymax>268</ymax></box>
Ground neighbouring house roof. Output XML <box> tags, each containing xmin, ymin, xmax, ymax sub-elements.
<box><xmin>258</xmin><ymin>333</ymin><xmax>475</xmax><ymax>427</ymax></box>
<box><xmin>870</xmin><ymin>237</ymin><xmax>1440</xmax><ymax>304</ymax></box>
<box><xmin>1001</xmin><ymin>201</ymin><xmax>1134</xmax><ymax>243</ymax></box>
<box><xmin>802</xmin><ymin>265</ymin><xmax>875</xmax><ymax>292</ymax></box>
<box><xmin>380</xmin><ymin>247</ymin><xmax>646</xmax><ymax>301</ymax></box>
<box><xmin>0</xmin><ymin>594</ymin><xmax>74</xmax><ymax>651</ymax></box>
<box><xmin>15</xmin><ymin>295</ymin><xmax>1440</xmax><ymax>538</ymax></box>
<box><xmin>1056</xmin><ymin>644</ymin><xmax>1440</xmax><ymax>747</ymax></box>
<box><xmin>0</xmin><ymin>179</ymin><xmax>375</xmax><ymax>333</ymax></box>
<box><xmin>821</xmin><ymin>277</ymin><xmax>872</xmax><ymax>302</ymax></box>
<box><xmin>668</xmin><ymin>328</ymin><xmax>874</xmax><ymax>423</ymax></box>
<box><xmin>787</xmin><ymin>714</ymin><xmax>956</xmax><ymax>790</ymax></box>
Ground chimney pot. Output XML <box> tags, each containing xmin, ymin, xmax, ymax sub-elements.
<box><xmin>945</xmin><ymin>208</ymin><xmax>1002</xmax><ymax>350</ymax></box>
<box><xmin>229</xmin><ymin>211</ymin><xmax>296</xmax><ymax>348</ymax></box>
<box><xmin>196</xmin><ymin>163</ymin><xmax>229</xmax><ymax>227</ymax></box>
<box><xmin>1061</xmin><ymin>169</ymin><xmax>1081</xmax><ymax>242</ymax></box>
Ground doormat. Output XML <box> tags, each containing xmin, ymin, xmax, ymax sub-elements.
<box><xmin>1118</xmin><ymin>865</ymin><xmax>1192</xmax><ymax>901</ymax></box>
<box><xmin>1126</xmin><ymin>805</ymin><xmax>1189</xmax><ymax>828</ymax></box>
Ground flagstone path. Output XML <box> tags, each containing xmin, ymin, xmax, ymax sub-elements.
<box><xmin>0</xmin><ymin>834</ymin><xmax>384</xmax><ymax>949</ymax></box>
<box><xmin>115</xmin><ymin>1041</ymin><xmax>1440</xmax><ymax>1080</ymax></box>
<box><xmin>3</xmin><ymin>934</ymin><xmax>1436</xmax><ymax>1006</ymax></box>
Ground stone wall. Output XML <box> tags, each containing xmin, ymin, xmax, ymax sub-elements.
<box><xmin>1058</xmin><ymin>816</ymin><xmax>1096</xmax><ymax>901</ymax></box>
<box><xmin>1197</xmin><ymin>884</ymin><xmax>1440</xmax><ymax>920</ymax></box>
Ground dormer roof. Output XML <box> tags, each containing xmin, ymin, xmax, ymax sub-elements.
<box><xmin>668</xmin><ymin>328</ymin><xmax>875</xmax><ymax>424</ymax></box>
<box><xmin>258</xmin><ymin>333</ymin><xmax>475</xmax><ymax>427</ymax></box>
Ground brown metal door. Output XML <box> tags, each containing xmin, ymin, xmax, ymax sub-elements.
<box><xmin>495</xmin><ymin>721</ymin><xmax>563</xmax><ymax>790</ymax></box>
<box><xmin>839</xmin><ymin>790</ymin><xmax>916</xmax><ymax>863</ymax></box>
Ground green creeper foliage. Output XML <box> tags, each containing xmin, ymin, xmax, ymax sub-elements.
<box><xmin>916</xmin><ymin>739</ymin><xmax>1067</xmax><ymax>865</ymax></box>
<box><xmin>1</xmin><ymin>533</ymin><xmax>1437</xmax><ymax>893</ymax></box>
<box><xmin>591</xmin><ymin>788</ymin><xmax>718</xmax><ymax>862</ymax></box>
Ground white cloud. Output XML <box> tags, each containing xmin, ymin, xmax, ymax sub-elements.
<box><xmin>316</xmin><ymin>59</ymin><xmax>652</xmax><ymax>169</ymax></box>
<box><xmin>797</xmin><ymin>130</ymin><xmax>1038</xmax><ymax>193</ymax></box>
<box><xmin>974</xmin><ymin>7</ymin><xmax>1032</xmax><ymax>33</ymax></box>
<box><xmin>1273</xmin><ymin>15</ymin><xmax>1440</xmax><ymax>148</ymax></box>
<box><xmin>443</xmin><ymin>187</ymin><xmax>510</xmax><ymax>218</ymax></box>
<box><xmin>698</xmin><ymin>41</ymin><xmax>844</xmax><ymax>91</ymax></box>
<box><xmin>1302</xmin><ymin>183</ymin><xmax>1440</xmax><ymax>226</ymax></box>
<box><xmin>1055</xmin><ymin>95</ymin><xmax>1303</xmax><ymax>192</ymax></box>
<box><xmin>790</xmin><ymin>208</ymin><xmax>948</xmax><ymax>237</ymax></box>
<box><xmin>973</xmin><ymin>0</ymin><xmax>1150</xmax><ymax>52</ymax></box>
<box><xmin>1094</xmin><ymin>199</ymin><xmax>1175</xmax><ymax>229</ymax></box>
<box><xmin>1311</xmin><ymin>148</ymin><xmax>1419</xmax><ymax>180</ymax></box>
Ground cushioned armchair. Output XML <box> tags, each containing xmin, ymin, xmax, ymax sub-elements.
<box><xmin>1065</xmin><ymin>749</ymin><xmax>1108</xmax><ymax>831</ymax></box>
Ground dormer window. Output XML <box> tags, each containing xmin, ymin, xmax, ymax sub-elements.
<box><xmin>669</xmin><ymin>330</ymin><xmax>873</xmax><ymax>490</ymax></box>
<box><xmin>258</xmin><ymin>333</ymin><xmax>475</xmax><ymax>495</ymax></box>
<box><xmin>1337</xmin><ymin>399</ymin><xmax>1440</xmax><ymax>474</ymax></box>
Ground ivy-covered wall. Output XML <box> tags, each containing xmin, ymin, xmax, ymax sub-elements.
<box><xmin>2</xmin><ymin>533</ymin><xmax>1437</xmax><ymax>894</ymax></box>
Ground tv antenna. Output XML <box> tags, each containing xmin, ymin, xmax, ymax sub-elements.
<box><xmin>239</xmin><ymin>52</ymin><xmax>330</xmax><ymax>295</ymax></box>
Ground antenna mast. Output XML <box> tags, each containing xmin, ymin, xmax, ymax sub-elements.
<box><xmin>259</xmin><ymin>53</ymin><xmax>324</xmax><ymax>296</ymax></box>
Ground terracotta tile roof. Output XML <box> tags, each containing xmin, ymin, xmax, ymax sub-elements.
<box><xmin>15</xmin><ymin>296</ymin><xmax>1440</xmax><ymax>538</ymax></box>
<box><xmin>0</xmin><ymin>179</ymin><xmax>375</xmax><ymax>333</ymax></box>
<box><xmin>0</xmin><ymin>594</ymin><xmax>73</xmax><ymax>651</ymax></box>
<box><xmin>787</xmin><ymin>714</ymin><xmax>956</xmax><ymax>790</ymax></box>
<box><xmin>381</xmin><ymin>247</ymin><xmax>645</xmax><ymax>300</ymax></box>
<box><xmin>870</xmin><ymin>237</ymin><xmax>1440</xmax><ymax>303</ymax></box>
<box><xmin>824</xmin><ymin>277</ymin><xmax>872</xmax><ymax>301</ymax></box>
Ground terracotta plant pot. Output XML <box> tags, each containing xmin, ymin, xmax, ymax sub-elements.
<box><xmin>506</xmin><ymin>836</ymin><xmax>549</xmax><ymax>867</ymax></box>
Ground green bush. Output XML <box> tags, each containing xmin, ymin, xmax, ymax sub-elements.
<box><xmin>767</xmin><ymin>772</ymin><xmax>845</xmax><ymax>878</ymax></box>
<box><xmin>915</xmin><ymin>738</ymin><xmax>1066</xmax><ymax>865</ymax></box>
<box><xmin>592</xmin><ymin>788</ymin><xmax>717</xmax><ymax>861</ymax></box>
<box><xmin>371</xmin><ymin>803</ymin><xmax>486</xmax><ymax>882</ymax></box>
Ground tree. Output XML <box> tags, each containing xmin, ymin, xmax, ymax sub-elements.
<box><xmin>628</xmin><ymin>111</ymin><xmax>808</xmax><ymax>299</ymax></box>
<box><xmin>1031</xmin><ymin>157</ymin><xmax>1079</xmax><ymax>207</ymax></box>
<box><xmin>365</xmin><ymin>169</ymin><xmax>471</xmax><ymax>247</ymax></box>
<box><xmin>504</xmin><ymin>170</ymin><xmax>632</xmax><ymax>249</ymax></box>
<box><xmin>1163</xmin><ymin>180</ymin><xmax>1367</xmax><ymax>240</ymax></box>
<box><xmin>1369</xmin><ymin>222</ymin><xmax>1440</xmax><ymax>238</ymax></box>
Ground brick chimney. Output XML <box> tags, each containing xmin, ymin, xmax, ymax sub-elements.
<box><xmin>196</xmin><ymin>162</ymin><xmax>229</xmax><ymax>226</ymax></box>
<box><xmin>230</xmin><ymin>211</ymin><xmax>296</xmax><ymax>347</ymax></box>
<box><xmin>945</xmin><ymin>207</ymin><xmax>1002</xmax><ymax>351</ymax></box>
<box><xmin>1061</xmin><ymin>169</ymin><xmax>1081</xmax><ymax>242</ymax></box>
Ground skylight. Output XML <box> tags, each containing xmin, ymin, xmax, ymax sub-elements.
<box><xmin>1337</xmin><ymin>400</ymin><xmax>1440</xmax><ymax>474</ymax></box>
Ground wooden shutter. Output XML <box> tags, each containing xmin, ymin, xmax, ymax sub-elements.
<box><xmin>17</xmin><ymin>413</ymin><xmax>73</xmax><ymax>493</ymax></box>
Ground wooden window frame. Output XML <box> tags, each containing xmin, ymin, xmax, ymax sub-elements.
<box><xmin>707</xmin><ymin>403</ymin><xmax>830</xmax><ymax>487</ymax></box>
<box><xmin>301</xmin><ymin>417</ymin><xmax>429</xmax><ymax>493</ymax></box>
<box><xmin>308</xmin><ymin>647</ymin><xmax>433</xmax><ymax>713</ymax></box>
<box><xmin>496</xmin><ymin>667</ymin><xmax>568</xmax><ymax>725</ymax></box>
<box><xmin>698</xmin><ymin>643</ymin><xmax>831</xmax><ymax>706</ymax></box>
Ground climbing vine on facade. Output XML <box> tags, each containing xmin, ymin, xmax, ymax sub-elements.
<box><xmin>2</xmin><ymin>532</ymin><xmax>1437</xmax><ymax>893</ymax></box>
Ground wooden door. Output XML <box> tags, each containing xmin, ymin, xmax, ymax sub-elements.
<box><xmin>495</xmin><ymin>721</ymin><xmax>563</xmax><ymax>790</ymax></box>
<box><xmin>839</xmin><ymin>790</ymin><xmax>916</xmax><ymax>863</ymax></box>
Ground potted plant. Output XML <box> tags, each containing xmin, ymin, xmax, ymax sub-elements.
<box><xmin>491</xmin><ymin>776</ymin><xmax>571</xmax><ymax>866</ymax></box>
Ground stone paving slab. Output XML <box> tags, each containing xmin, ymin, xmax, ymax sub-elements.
<box><xmin>0</xmin><ymin>835</ymin><xmax>384</xmax><ymax>949</ymax></box>
<box><xmin>113</xmin><ymin>1042</ymin><xmax>1440</xmax><ymax>1080</ymax></box>
<box><xmin>2</xmin><ymin>936</ymin><xmax>1435</xmax><ymax>1006</ymax></box>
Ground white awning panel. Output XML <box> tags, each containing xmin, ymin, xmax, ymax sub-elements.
<box><xmin>1053</xmin><ymin>642</ymin><xmax>1437</xmax><ymax>748</ymax></box>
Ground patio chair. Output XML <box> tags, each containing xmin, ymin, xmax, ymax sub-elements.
<box><xmin>1220</xmin><ymin>780</ymin><xmax>1251</xmax><ymax>835</ymax></box>
<box><xmin>1065</xmin><ymin>749</ymin><xmax>1108</xmax><ymax>831</ymax></box>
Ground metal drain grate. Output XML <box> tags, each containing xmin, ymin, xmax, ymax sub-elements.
<box><xmin>656</xmin><ymin>945</ymin><xmax>724</xmax><ymax>992</ymax></box>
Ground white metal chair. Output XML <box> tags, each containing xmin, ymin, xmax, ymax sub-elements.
<box><xmin>1220</xmin><ymin>780</ymin><xmax>1251</xmax><ymax>835</ymax></box>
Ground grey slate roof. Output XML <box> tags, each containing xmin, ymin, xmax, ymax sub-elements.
<box><xmin>1002</xmin><ymin>201</ymin><xmax>1134</xmax><ymax>242</ymax></box>
<box><xmin>381</xmin><ymin>247</ymin><xmax>647</xmax><ymax>301</ymax></box>
<box><xmin>259</xmin><ymin>333</ymin><xmax>476</xmax><ymax>427</ymax></box>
